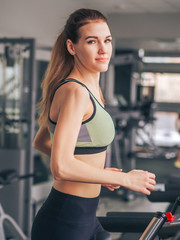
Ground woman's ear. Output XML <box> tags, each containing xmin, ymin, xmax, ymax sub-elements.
<box><xmin>66</xmin><ymin>39</ymin><xmax>75</xmax><ymax>55</ymax></box>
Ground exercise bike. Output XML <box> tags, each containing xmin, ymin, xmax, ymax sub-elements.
<box><xmin>0</xmin><ymin>169</ymin><xmax>34</xmax><ymax>240</ymax></box>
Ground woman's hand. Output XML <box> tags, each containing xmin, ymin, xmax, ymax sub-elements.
<box><xmin>125</xmin><ymin>169</ymin><xmax>156</xmax><ymax>195</ymax></box>
<box><xmin>33</xmin><ymin>126</ymin><xmax>51</xmax><ymax>156</ymax></box>
<box><xmin>102</xmin><ymin>168</ymin><xmax>122</xmax><ymax>191</ymax></box>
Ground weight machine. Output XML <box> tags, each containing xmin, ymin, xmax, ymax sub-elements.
<box><xmin>0</xmin><ymin>38</ymin><xmax>36</xmax><ymax>236</ymax></box>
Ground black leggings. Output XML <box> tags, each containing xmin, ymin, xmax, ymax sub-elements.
<box><xmin>31</xmin><ymin>187</ymin><xmax>104</xmax><ymax>240</ymax></box>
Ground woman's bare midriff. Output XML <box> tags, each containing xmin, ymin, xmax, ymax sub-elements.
<box><xmin>53</xmin><ymin>151</ymin><xmax>106</xmax><ymax>198</ymax></box>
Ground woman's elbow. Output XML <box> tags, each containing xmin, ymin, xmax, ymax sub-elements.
<box><xmin>32</xmin><ymin>139</ymin><xmax>38</xmax><ymax>149</ymax></box>
<box><xmin>52</xmin><ymin>168</ymin><xmax>63</xmax><ymax>181</ymax></box>
<box><xmin>51</xmin><ymin>163</ymin><xmax>69</xmax><ymax>181</ymax></box>
<box><xmin>32</xmin><ymin>138</ymin><xmax>41</xmax><ymax>150</ymax></box>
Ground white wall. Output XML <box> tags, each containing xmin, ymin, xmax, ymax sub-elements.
<box><xmin>108</xmin><ymin>13</ymin><xmax>180</xmax><ymax>39</ymax></box>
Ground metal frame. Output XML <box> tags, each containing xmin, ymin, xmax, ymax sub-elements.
<box><xmin>0</xmin><ymin>38</ymin><xmax>36</xmax><ymax>236</ymax></box>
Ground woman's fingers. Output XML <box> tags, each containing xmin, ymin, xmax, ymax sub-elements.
<box><xmin>149</xmin><ymin>178</ymin><xmax>156</xmax><ymax>185</ymax></box>
<box><xmin>105</xmin><ymin>168</ymin><xmax>122</xmax><ymax>172</ymax></box>
<box><xmin>103</xmin><ymin>185</ymin><xmax>114</xmax><ymax>191</ymax></box>
<box><xmin>144</xmin><ymin>172</ymin><xmax>156</xmax><ymax>193</ymax></box>
<box><xmin>143</xmin><ymin>188</ymin><xmax>151</xmax><ymax>195</ymax></box>
<box><xmin>148</xmin><ymin>172</ymin><xmax>156</xmax><ymax>179</ymax></box>
<box><xmin>102</xmin><ymin>168</ymin><xmax>122</xmax><ymax>191</ymax></box>
<box><xmin>103</xmin><ymin>184</ymin><xmax>120</xmax><ymax>191</ymax></box>
<box><xmin>147</xmin><ymin>183</ymin><xmax>155</xmax><ymax>191</ymax></box>
<box><xmin>107</xmin><ymin>186</ymin><xmax>115</xmax><ymax>191</ymax></box>
<box><xmin>147</xmin><ymin>173</ymin><xmax>156</xmax><ymax>189</ymax></box>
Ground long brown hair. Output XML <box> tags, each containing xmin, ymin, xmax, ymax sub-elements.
<box><xmin>38</xmin><ymin>8</ymin><xmax>108</xmax><ymax>127</ymax></box>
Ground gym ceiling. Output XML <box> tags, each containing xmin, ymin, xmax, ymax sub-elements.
<box><xmin>0</xmin><ymin>0</ymin><xmax>180</xmax><ymax>52</ymax></box>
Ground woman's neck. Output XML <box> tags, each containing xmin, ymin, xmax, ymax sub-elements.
<box><xmin>67</xmin><ymin>68</ymin><xmax>100</xmax><ymax>90</ymax></box>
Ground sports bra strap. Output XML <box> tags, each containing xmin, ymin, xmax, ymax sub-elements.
<box><xmin>49</xmin><ymin>79</ymin><xmax>96</xmax><ymax>123</ymax></box>
<box><xmin>55</xmin><ymin>79</ymin><xmax>93</xmax><ymax>97</ymax></box>
<box><xmin>55</xmin><ymin>79</ymin><xmax>105</xmax><ymax>109</ymax></box>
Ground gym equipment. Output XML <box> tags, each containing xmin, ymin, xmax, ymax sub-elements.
<box><xmin>148</xmin><ymin>181</ymin><xmax>180</xmax><ymax>203</ymax></box>
<box><xmin>119</xmin><ymin>177</ymin><xmax>180</xmax><ymax>239</ymax></box>
<box><xmin>106</xmin><ymin>51</ymin><xmax>179</xmax><ymax>171</ymax></box>
<box><xmin>95</xmin><ymin>231</ymin><xmax>112</xmax><ymax>240</ymax></box>
<box><xmin>145</xmin><ymin>174</ymin><xmax>180</xmax><ymax>218</ymax></box>
<box><xmin>98</xmin><ymin>196</ymin><xmax>180</xmax><ymax>240</ymax></box>
<box><xmin>135</xmin><ymin>118</ymin><xmax>178</xmax><ymax>160</ymax></box>
<box><xmin>112</xmin><ymin>107</ymin><xmax>177</xmax><ymax>169</ymax></box>
<box><xmin>99</xmin><ymin>170</ymin><xmax>180</xmax><ymax>239</ymax></box>
<box><xmin>108</xmin><ymin>104</ymin><xmax>179</xmax><ymax>202</ymax></box>
<box><xmin>0</xmin><ymin>38</ymin><xmax>36</xmax><ymax>236</ymax></box>
<box><xmin>0</xmin><ymin>169</ymin><xmax>34</xmax><ymax>240</ymax></box>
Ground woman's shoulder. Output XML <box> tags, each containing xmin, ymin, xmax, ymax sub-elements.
<box><xmin>54</xmin><ymin>80</ymin><xmax>90</xmax><ymax>105</ymax></box>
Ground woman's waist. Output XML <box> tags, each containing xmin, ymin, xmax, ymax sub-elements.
<box><xmin>53</xmin><ymin>180</ymin><xmax>101</xmax><ymax>198</ymax></box>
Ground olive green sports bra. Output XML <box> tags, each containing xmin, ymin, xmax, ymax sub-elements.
<box><xmin>49</xmin><ymin>79</ymin><xmax>115</xmax><ymax>155</ymax></box>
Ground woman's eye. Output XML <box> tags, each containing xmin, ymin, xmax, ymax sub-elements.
<box><xmin>105</xmin><ymin>39</ymin><xmax>112</xmax><ymax>43</ymax></box>
<box><xmin>88</xmin><ymin>40</ymin><xmax>95</xmax><ymax>44</ymax></box>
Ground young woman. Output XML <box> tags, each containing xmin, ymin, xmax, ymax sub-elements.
<box><xmin>31</xmin><ymin>8</ymin><xmax>156</xmax><ymax>240</ymax></box>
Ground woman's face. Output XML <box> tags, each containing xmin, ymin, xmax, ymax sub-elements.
<box><xmin>72</xmin><ymin>21</ymin><xmax>112</xmax><ymax>73</ymax></box>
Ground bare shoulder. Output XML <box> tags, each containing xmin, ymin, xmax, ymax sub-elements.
<box><xmin>54</xmin><ymin>81</ymin><xmax>90</xmax><ymax>108</ymax></box>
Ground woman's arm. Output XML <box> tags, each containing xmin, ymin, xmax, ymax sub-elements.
<box><xmin>50</xmin><ymin>84</ymin><xmax>156</xmax><ymax>195</ymax></box>
<box><xmin>33</xmin><ymin>126</ymin><xmax>51</xmax><ymax>156</ymax></box>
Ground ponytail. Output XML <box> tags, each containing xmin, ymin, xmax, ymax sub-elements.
<box><xmin>38</xmin><ymin>30</ymin><xmax>74</xmax><ymax>127</ymax></box>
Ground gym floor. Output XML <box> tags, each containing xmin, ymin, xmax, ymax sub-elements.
<box><xmin>96</xmin><ymin>153</ymin><xmax>180</xmax><ymax>240</ymax></box>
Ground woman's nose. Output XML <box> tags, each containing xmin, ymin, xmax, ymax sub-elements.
<box><xmin>98</xmin><ymin>43</ymin><xmax>106</xmax><ymax>54</ymax></box>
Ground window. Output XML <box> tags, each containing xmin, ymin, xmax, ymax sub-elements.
<box><xmin>141</xmin><ymin>72</ymin><xmax>180</xmax><ymax>103</ymax></box>
<box><xmin>143</xmin><ymin>56</ymin><xmax>180</xmax><ymax>64</ymax></box>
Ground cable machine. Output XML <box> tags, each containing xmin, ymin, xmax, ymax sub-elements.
<box><xmin>0</xmin><ymin>38</ymin><xmax>36</xmax><ymax>236</ymax></box>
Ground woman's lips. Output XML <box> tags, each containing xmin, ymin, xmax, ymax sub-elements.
<box><xmin>95</xmin><ymin>58</ymin><xmax>108</xmax><ymax>62</ymax></box>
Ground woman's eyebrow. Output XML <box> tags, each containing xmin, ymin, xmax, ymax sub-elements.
<box><xmin>106</xmin><ymin>35</ymin><xmax>112</xmax><ymax>38</ymax></box>
<box><xmin>85</xmin><ymin>36</ymin><xmax>98</xmax><ymax>40</ymax></box>
<box><xmin>85</xmin><ymin>35</ymin><xmax>112</xmax><ymax>40</ymax></box>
